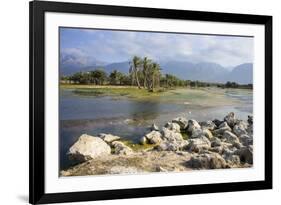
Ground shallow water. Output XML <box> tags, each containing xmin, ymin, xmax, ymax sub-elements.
<box><xmin>59</xmin><ymin>87</ymin><xmax>253</xmax><ymax>169</ymax></box>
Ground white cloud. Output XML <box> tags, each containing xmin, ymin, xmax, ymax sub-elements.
<box><xmin>61</xmin><ymin>29</ymin><xmax>253</xmax><ymax>67</ymax></box>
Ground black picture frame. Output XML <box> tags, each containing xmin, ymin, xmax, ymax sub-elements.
<box><xmin>29</xmin><ymin>0</ymin><xmax>272</xmax><ymax>204</ymax></box>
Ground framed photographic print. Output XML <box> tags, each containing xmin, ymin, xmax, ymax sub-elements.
<box><xmin>29</xmin><ymin>0</ymin><xmax>272</xmax><ymax>204</ymax></box>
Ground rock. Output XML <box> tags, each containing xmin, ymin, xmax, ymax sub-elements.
<box><xmin>156</xmin><ymin>140</ymin><xmax>188</xmax><ymax>151</ymax></box>
<box><xmin>139</xmin><ymin>136</ymin><xmax>148</xmax><ymax>145</ymax></box>
<box><xmin>188</xmin><ymin>153</ymin><xmax>227</xmax><ymax>169</ymax></box>
<box><xmin>203</xmin><ymin>129</ymin><xmax>213</xmax><ymax>139</ymax></box>
<box><xmin>212</xmin><ymin>124</ymin><xmax>232</xmax><ymax>135</ymax></box>
<box><xmin>172</xmin><ymin>117</ymin><xmax>188</xmax><ymax>129</ymax></box>
<box><xmin>162</xmin><ymin>127</ymin><xmax>183</xmax><ymax>142</ymax></box>
<box><xmin>222</xmin><ymin>131</ymin><xmax>239</xmax><ymax>144</ymax></box>
<box><xmin>68</xmin><ymin>134</ymin><xmax>111</xmax><ymax>162</ymax></box>
<box><xmin>191</xmin><ymin>128</ymin><xmax>213</xmax><ymax>139</ymax></box>
<box><xmin>164</xmin><ymin>122</ymin><xmax>181</xmax><ymax>133</ymax></box>
<box><xmin>208</xmin><ymin>146</ymin><xmax>224</xmax><ymax>154</ymax></box>
<box><xmin>145</xmin><ymin>131</ymin><xmax>163</xmax><ymax>144</ymax></box>
<box><xmin>218</xmin><ymin>122</ymin><xmax>229</xmax><ymax>128</ymax></box>
<box><xmin>200</xmin><ymin>121</ymin><xmax>217</xmax><ymax>131</ymax></box>
<box><xmin>212</xmin><ymin>119</ymin><xmax>224</xmax><ymax>127</ymax></box>
<box><xmin>187</xmin><ymin>119</ymin><xmax>201</xmax><ymax>133</ymax></box>
<box><xmin>150</xmin><ymin>123</ymin><xmax>159</xmax><ymax>131</ymax></box>
<box><xmin>99</xmin><ymin>133</ymin><xmax>120</xmax><ymax>143</ymax></box>
<box><xmin>187</xmin><ymin>136</ymin><xmax>211</xmax><ymax>152</ymax></box>
<box><xmin>235</xmin><ymin>146</ymin><xmax>253</xmax><ymax>164</ymax></box>
<box><xmin>211</xmin><ymin>137</ymin><xmax>222</xmax><ymax>147</ymax></box>
<box><xmin>190</xmin><ymin>128</ymin><xmax>204</xmax><ymax>138</ymax></box>
<box><xmin>232</xmin><ymin>142</ymin><xmax>243</xmax><ymax>149</ymax></box>
<box><xmin>248</xmin><ymin>115</ymin><xmax>253</xmax><ymax>125</ymax></box>
<box><xmin>233</xmin><ymin>121</ymin><xmax>248</xmax><ymax>137</ymax></box>
<box><xmin>223</xmin><ymin>154</ymin><xmax>240</xmax><ymax>165</ymax></box>
<box><xmin>224</xmin><ymin>112</ymin><xmax>237</xmax><ymax>128</ymax></box>
<box><xmin>247</xmin><ymin>124</ymin><xmax>253</xmax><ymax>137</ymax></box>
<box><xmin>60</xmin><ymin>170</ymin><xmax>71</xmax><ymax>176</ymax></box>
<box><xmin>112</xmin><ymin>141</ymin><xmax>133</xmax><ymax>155</ymax></box>
<box><xmin>239</xmin><ymin>134</ymin><xmax>253</xmax><ymax>146</ymax></box>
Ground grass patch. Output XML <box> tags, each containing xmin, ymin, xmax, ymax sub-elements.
<box><xmin>120</xmin><ymin>139</ymin><xmax>156</xmax><ymax>151</ymax></box>
<box><xmin>62</xmin><ymin>84</ymin><xmax>166</xmax><ymax>99</ymax></box>
<box><xmin>181</xmin><ymin>132</ymin><xmax>189</xmax><ymax>140</ymax></box>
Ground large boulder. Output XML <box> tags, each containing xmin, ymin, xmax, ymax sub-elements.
<box><xmin>164</xmin><ymin>122</ymin><xmax>181</xmax><ymax>133</ymax></box>
<box><xmin>68</xmin><ymin>134</ymin><xmax>111</xmax><ymax>162</ymax></box>
<box><xmin>200</xmin><ymin>121</ymin><xmax>217</xmax><ymax>131</ymax></box>
<box><xmin>162</xmin><ymin>127</ymin><xmax>183</xmax><ymax>142</ymax></box>
<box><xmin>187</xmin><ymin>119</ymin><xmax>201</xmax><ymax>133</ymax></box>
<box><xmin>98</xmin><ymin>133</ymin><xmax>120</xmax><ymax>144</ymax></box>
<box><xmin>145</xmin><ymin>131</ymin><xmax>163</xmax><ymax>144</ymax></box>
<box><xmin>111</xmin><ymin>141</ymin><xmax>133</xmax><ymax>155</ymax></box>
<box><xmin>222</xmin><ymin>131</ymin><xmax>239</xmax><ymax>144</ymax></box>
<box><xmin>187</xmin><ymin>136</ymin><xmax>211</xmax><ymax>152</ymax></box>
<box><xmin>188</xmin><ymin>153</ymin><xmax>227</xmax><ymax>169</ymax></box>
<box><xmin>224</xmin><ymin>112</ymin><xmax>237</xmax><ymax>128</ymax></box>
<box><xmin>172</xmin><ymin>117</ymin><xmax>188</xmax><ymax>129</ymax></box>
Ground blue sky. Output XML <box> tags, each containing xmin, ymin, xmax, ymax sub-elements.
<box><xmin>60</xmin><ymin>27</ymin><xmax>253</xmax><ymax>68</ymax></box>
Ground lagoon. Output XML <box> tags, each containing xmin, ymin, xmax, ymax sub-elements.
<box><xmin>59</xmin><ymin>86</ymin><xmax>252</xmax><ymax>169</ymax></box>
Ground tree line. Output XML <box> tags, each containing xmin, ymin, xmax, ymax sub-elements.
<box><xmin>60</xmin><ymin>56</ymin><xmax>253</xmax><ymax>90</ymax></box>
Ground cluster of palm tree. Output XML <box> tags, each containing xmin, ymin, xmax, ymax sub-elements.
<box><xmin>129</xmin><ymin>56</ymin><xmax>161</xmax><ymax>92</ymax></box>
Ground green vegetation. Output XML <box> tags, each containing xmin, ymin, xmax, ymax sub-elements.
<box><xmin>121</xmin><ymin>139</ymin><xmax>156</xmax><ymax>151</ymax></box>
<box><xmin>61</xmin><ymin>56</ymin><xmax>253</xmax><ymax>92</ymax></box>
<box><xmin>217</xmin><ymin>81</ymin><xmax>253</xmax><ymax>89</ymax></box>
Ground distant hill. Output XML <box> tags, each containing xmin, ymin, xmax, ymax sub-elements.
<box><xmin>60</xmin><ymin>56</ymin><xmax>253</xmax><ymax>84</ymax></box>
<box><xmin>161</xmin><ymin>61</ymin><xmax>229</xmax><ymax>83</ymax></box>
<box><xmin>227</xmin><ymin>63</ymin><xmax>253</xmax><ymax>84</ymax></box>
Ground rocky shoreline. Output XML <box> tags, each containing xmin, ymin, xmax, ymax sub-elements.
<box><xmin>60</xmin><ymin>112</ymin><xmax>253</xmax><ymax>176</ymax></box>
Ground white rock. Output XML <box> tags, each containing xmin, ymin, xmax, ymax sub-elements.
<box><xmin>164</xmin><ymin>122</ymin><xmax>181</xmax><ymax>133</ymax></box>
<box><xmin>233</xmin><ymin>122</ymin><xmax>248</xmax><ymax>137</ymax></box>
<box><xmin>224</xmin><ymin>112</ymin><xmax>237</xmax><ymax>127</ymax></box>
<box><xmin>187</xmin><ymin>119</ymin><xmax>201</xmax><ymax>133</ymax></box>
<box><xmin>145</xmin><ymin>131</ymin><xmax>163</xmax><ymax>144</ymax></box>
<box><xmin>222</xmin><ymin>131</ymin><xmax>239</xmax><ymax>144</ymax></box>
<box><xmin>172</xmin><ymin>117</ymin><xmax>188</xmax><ymax>129</ymax></box>
<box><xmin>112</xmin><ymin>141</ymin><xmax>133</xmax><ymax>155</ymax></box>
<box><xmin>162</xmin><ymin>127</ymin><xmax>183</xmax><ymax>142</ymax></box>
<box><xmin>68</xmin><ymin>134</ymin><xmax>111</xmax><ymax>162</ymax></box>
<box><xmin>187</xmin><ymin>136</ymin><xmax>211</xmax><ymax>152</ymax></box>
<box><xmin>200</xmin><ymin>121</ymin><xmax>216</xmax><ymax>131</ymax></box>
<box><xmin>99</xmin><ymin>133</ymin><xmax>120</xmax><ymax>143</ymax></box>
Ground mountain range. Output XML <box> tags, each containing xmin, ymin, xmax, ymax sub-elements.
<box><xmin>60</xmin><ymin>58</ymin><xmax>253</xmax><ymax>84</ymax></box>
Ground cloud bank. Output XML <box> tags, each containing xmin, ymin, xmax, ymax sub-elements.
<box><xmin>60</xmin><ymin>28</ymin><xmax>253</xmax><ymax>68</ymax></box>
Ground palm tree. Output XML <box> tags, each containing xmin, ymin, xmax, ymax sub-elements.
<box><xmin>129</xmin><ymin>56</ymin><xmax>142</xmax><ymax>89</ymax></box>
<box><xmin>146</xmin><ymin>62</ymin><xmax>161</xmax><ymax>92</ymax></box>
<box><xmin>142</xmin><ymin>57</ymin><xmax>152</xmax><ymax>89</ymax></box>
